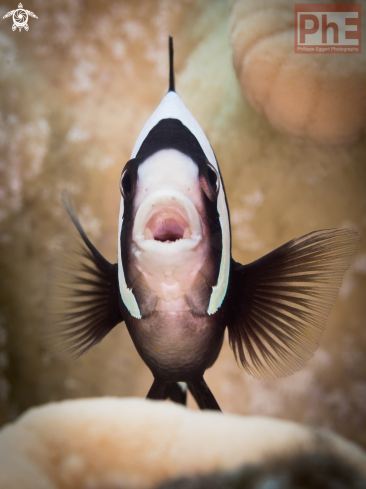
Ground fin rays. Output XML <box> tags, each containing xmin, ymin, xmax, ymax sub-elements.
<box><xmin>227</xmin><ymin>229</ymin><xmax>360</xmax><ymax>380</ymax></box>
<box><xmin>43</xmin><ymin>192</ymin><xmax>123</xmax><ymax>361</ymax></box>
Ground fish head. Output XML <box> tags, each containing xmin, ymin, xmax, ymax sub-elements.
<box><xmin>119</xmin><ymin>145</ymin><xmax>222</xmax><ymax>318</ymax></box>
<box><xmin>117</xmin><ymin>90</ymin><xmax>231</xmax><ymax>321</ymax></box>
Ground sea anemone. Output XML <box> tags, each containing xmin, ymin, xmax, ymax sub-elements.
<box><xmin>0</xmin><ymin>398</ymin><xmax>365</xmax><ymax>488</ymax></box>
<box><xmin>230</xmin><ymin>0</ymin><xmax>366</xmax><ymax>144</ymax></box>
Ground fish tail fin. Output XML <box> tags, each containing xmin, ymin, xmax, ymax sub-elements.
<box><xmin>43</xmin><ymin>191</ymin><xmax>123</xmax><ymax>361</ymax></box>
<box><xmin>168</xmin><ymin>35</ymin><xmax>175</xmax><ymax>92</ymax></box>
<box><xmin>226</xmin><ymin>228</ymin><xmax>361</xmax><ymax>380</ymax></box>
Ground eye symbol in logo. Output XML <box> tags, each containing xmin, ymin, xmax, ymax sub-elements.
<box><xmin>2</xmin><ymin>3</ymin><xmax>38</xmax><ymax>32</ymax></box>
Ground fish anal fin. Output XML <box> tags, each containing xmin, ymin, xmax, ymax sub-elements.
<box><xmin>227</xmin><ymin>229</ymin><xmax>361</xmax><ymax>380</ymax></box>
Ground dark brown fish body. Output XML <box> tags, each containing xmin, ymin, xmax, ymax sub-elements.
<box><xmin>124</xmin><ymin>310</ymin><xmax>225</xmax><ymax>382</ymax></box>
<box><xmin>44</xmin><ymin>38</ymin><xmax>361</xmax><ymax>411</ymax></box>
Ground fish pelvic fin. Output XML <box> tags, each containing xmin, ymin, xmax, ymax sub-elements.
<box><xmin>43</xmin><ymin>191</ymin><xmax>123</xmax><ymax>362</ymax></box>
<box><xmin>226</xmin><ymin>229</ymin><xmax>361</xmax><ymax>380</ymax></box>
<box><xmin>187</xmin><ymin>377</ymin><xmax>221</xmax><ymax>411</ymax></box>
<box><xmin>169</xmin><ymin>35</ymin><xmax>175</xmax><ymax>92</ymax></box>
<box><xmin>146</xmin><ymin>380</ymin><xmax>187</xmax><ymax>406</ymax></box>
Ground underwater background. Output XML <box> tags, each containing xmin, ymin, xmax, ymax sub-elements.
<box><xmin>0</xmin><ymin>0</ymin><xmax>365</xmax><ymax>450</ymax></box>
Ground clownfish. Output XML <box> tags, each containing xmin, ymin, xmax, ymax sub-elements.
<box><xmin>44</xmin><ymin>38</ymin><xmax>360</xmax><ymax>411</ymax></box>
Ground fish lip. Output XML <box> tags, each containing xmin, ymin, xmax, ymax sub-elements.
<box><xmin>132</xmin><ymin>189</ymin><xmax>202</xmax><ymax>251</ymax></box>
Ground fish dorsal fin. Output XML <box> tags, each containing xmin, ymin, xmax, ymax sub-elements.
<box><xmin>169</xmin><ymin>36</ymin><xmax>175</xmax><ymax>92</ymax></box>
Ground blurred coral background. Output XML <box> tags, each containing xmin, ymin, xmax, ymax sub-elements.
<box><xmin>0</xmin><ymin>0</ymin><xmax>365</xmax><ymax>452</ymax></box>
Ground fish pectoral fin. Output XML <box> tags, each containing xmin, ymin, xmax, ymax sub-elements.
<box><xmin>226</xmin><ymin>229</ymin><xmax>361</xmax><ymax>380</ymax></box>
<box><xmin>43</xmin><ymin>191</ymin><xmax>123</xmax><ymax>362</ymax></box>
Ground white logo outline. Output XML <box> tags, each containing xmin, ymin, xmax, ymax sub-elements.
<box><xmin>3</xmin><ymin>3</ymin><xmax>38</xmax><ymax>32</ymax></box>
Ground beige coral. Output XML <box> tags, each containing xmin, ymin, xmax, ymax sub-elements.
<box><xmin>230</xmin><ymin>0</ymin><xmax>366</xmax><ymax>144</ymax></box>
<box><xmin>0</xmin><ymin>398</ymin><xmax>366</xmax><ymax>489</ymax></box>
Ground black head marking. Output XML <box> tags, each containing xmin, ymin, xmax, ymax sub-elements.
<box><xmin>136</xmin><ymin>118</ymin><xmax>205</xmax><ymax>161</ymax></box>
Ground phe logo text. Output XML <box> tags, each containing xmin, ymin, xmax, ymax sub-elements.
<box><xmin>295</xmin><ymin>3</ymin><xmax>361</xmax><ymax>54</ymax></box>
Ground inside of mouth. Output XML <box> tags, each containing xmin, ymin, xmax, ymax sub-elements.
<box><xmin>145</xmin><ymin>210</ymin><xmax>190</xmax><ymax>242</ymax></box>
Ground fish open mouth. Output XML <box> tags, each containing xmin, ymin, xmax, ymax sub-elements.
<box><xmin>131</xmin><ymin>188</ymin><xmax>207</xmax><ymax>306</ymax></box>
<box><xmin>132</xmin><ymin>189</ymin><xmax>202</xmax><ymax>249</ymax></box>
<box><xmin>145</xmin><ymin>210</ymin><xmax>191</xmax><ymax>242</ymax></box>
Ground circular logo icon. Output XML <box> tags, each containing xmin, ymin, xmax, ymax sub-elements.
<box><xmin>12</xmin><ymin>8</ymin><xmax>29</xmax><ymax>31</ymax></box>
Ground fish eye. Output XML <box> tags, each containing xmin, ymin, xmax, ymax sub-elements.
<box><xmin>119</xmin><ymin>169</ymin><xmax>133</xmax><ymax>200</ymax></box>
<box><xmin>207</xmin><ymin>164</ymin><xmax>220</xmax><ymax>194</ymax></box>
<box><xmin>199</xmin><ymin>161</ymin><xmax>220</xmax><ymax>202</ymax></box>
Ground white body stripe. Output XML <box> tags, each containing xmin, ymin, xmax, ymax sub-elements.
<box><xmin>118</xmin><ymin>91</ymin><xmax>231</xmax><ymax>318</ymax></box>
<box><xmin>117</xmin><ymin>198</ymin><xmax>141</xmax><ymax>318</ymax></box>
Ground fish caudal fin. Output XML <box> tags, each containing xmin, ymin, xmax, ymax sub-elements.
<box><xmin>43</xmin><ymin>191</ymin><xmax>123</xmax><ymax>361</ymax></box>
<box><xmin>169</xmin><ymin>36</ymin><xmax>175</xmax><ymax>92</ymax></box>
<box><xmin>227</xmin><ymin>229</ymin><xmax>361</xmax><ymax>380</ymax></box>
